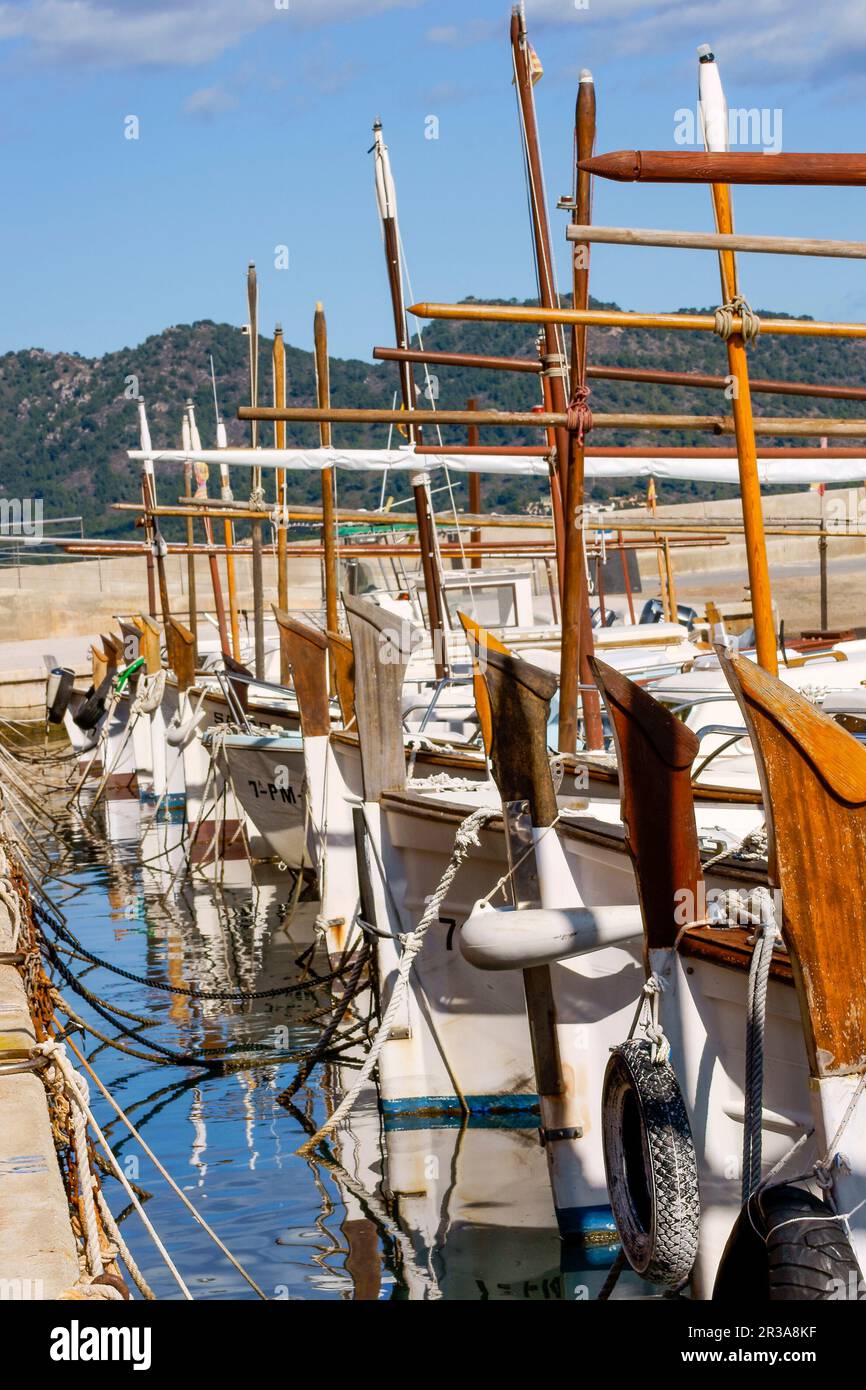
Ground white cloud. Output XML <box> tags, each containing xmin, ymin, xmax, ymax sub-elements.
<box><xmin>183</xmin><ymin>83</ymin><xmax>239</xmax><ymax>119</ymax></box>
<box><xmin>425</xmin><ymin>21</ymin><xmax>497</xmax><ymax>48</ymax></box>
<box><xmin>522</xmin><ymin>0</ymin><xmax>866</xmax><ymax>85</ymax></box>
<box><xmin>0</xmin><ymin>0</ymin><xmax>423</xmax><ymax>70</ymax></box>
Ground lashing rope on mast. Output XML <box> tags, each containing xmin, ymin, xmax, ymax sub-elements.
<box><xmin>714</xmin><ymin>293</ymin><xmax>761</xmax><ymax>345</ymax></box>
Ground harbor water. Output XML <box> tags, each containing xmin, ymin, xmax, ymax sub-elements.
<box><xmin>32</xmin><ymin>779</ymin><xmax>645</xmax><ymax>1301</ymax></box>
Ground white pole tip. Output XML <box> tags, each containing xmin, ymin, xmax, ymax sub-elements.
<box><xmin>697</xmin><ymin>43</ymin><xmax>714</xmax><ymax>60</ymax></box>
<box><xmin>579</xmin><ymin>69</ymin><xmax>593</xmax><ymax>83</ymax></box>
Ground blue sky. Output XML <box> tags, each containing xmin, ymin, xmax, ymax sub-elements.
<box><xmin>2</xmin><ymin>0</ymin><xmax>866</xmax><ymax>363</ymax></box>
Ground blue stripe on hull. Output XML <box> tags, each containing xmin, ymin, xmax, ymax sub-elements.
<box><xmin>381</xmin><ymin>1093</ymin><xmax>540</xmax><ymax>1130</ymax></box>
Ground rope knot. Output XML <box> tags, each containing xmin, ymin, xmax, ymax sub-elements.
<box><xmin>566</xmin><ymin>383</ymin><xmax>593</xmax><ymax>442</ymax></box>
<box><xmin>714</xmin><ymin>294</ymin><xmax>761</xmax><ymax>345</ymax></box>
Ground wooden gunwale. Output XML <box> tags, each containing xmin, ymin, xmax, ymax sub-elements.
<box><xmin>327</xmin><ymin>730</ymin><xmax>761</xmax><ymax>804</ymax></box>
<box><xmin>377</xmin><ymin>786</ymin><xmax>776</xmax><ymax>976</ymax></box>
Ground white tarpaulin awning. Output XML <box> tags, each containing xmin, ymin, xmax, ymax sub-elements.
<box><xmin>127</xmin><ymin>447</ymin><xmax>866</xmax><ymax>486</ymax></box>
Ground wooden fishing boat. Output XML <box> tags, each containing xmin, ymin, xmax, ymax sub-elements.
<box><xmin>585</xmin><ymin>653</ymin><xmax>866</xmax><ymax>1296</ymax></box>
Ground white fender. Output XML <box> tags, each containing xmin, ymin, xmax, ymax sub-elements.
<box><xmin>459</xmin><ymin>901</ymin><xmax>644</xmax><ymax>972</ymax></box>
<box><xmin>166</xmin><ymin>704</ymin><xmax>208</xmax><ymax>749</ymax></box>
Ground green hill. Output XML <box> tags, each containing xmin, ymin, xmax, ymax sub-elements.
<box><xmin>2</xmin><ymin>297</ymin><xmax>864</xmax><ymax>539</ymax></box>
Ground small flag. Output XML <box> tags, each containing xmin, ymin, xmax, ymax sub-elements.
<box><xmin>527</xmin><ymin>43</ymin><xmax>543</xmax><ymax>85</ymax></box>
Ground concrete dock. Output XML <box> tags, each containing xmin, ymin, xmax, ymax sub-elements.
<box><xmin>0</xmin><ymin>882</ymin><xmax>79</xmax><ymax>1299</ymax></box>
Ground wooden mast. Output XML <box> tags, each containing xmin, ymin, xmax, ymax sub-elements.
<box><xmin>509</xmin><ymin>11</ymin><xmax>573</xmax><ymax>582</ymax></box>
<box><xmin>210</xmin><ymin>363</ymin><xmax>241</xmax><ymax>660</ymax></box>
<box><xmin>467</xmin><ymin>398</ymin><xmax>482</xmax><ymax>569</ymax></box>
<box><xmin>699</xmin><ymin>45</ymin><xmax>776</xmax><ymax>674</ymax></box>
<box><xmin>246</xmin><ymin>263</ymin><xmax>266</xmax><ymax>679</ymax></box>
<box><xmin>186</xmin><ymin>402</ymin><xmax>230</xmax><ymax>653</ymax></box>
<box><xmin>314</xmin><ymin>303</ymin><xmax>340</xmax><ymax>686</ymax></box>
<box><xmin>559</xmin><ymin>66</ymin><xmax>603</xmax><ymax>752</ymax></box>
<box><xmin>509</xmin><ymin>8</ymin><xmax>569</xmax><ymax>480</ymax></box>
<box><xmin>135</xmin><ymin>400</ymin><xmax>171</xmax><ymax>627</ymax></box>
<box><xmin>647</xmin><ymin>476</ymin><xmax>676</xmax><ymax>621</ymax></box>
<box><xmin>371</xmin><ymin>119</ymin><xmax>448</xmax><ymax>678</ymax></box>
<box><xmin>136</xmin><ymin>399</ymin><xmax>159</xmax><ymax>618</ymax></box>
<box><xmin>182</xmin><ymin>455</ymin><xmax>198</xmax><ymax>659</ymax></box>
<box><xmin>273</xmin><ymin>324</ymin><xmax>289</xmax><ymax>632</ymax></box>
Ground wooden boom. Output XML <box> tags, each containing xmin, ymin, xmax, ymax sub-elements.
<box><xmin>237</xmin><ymin>404</ymin><xmax>866</xmax><ymax>436</ymax></box>
<box><xmin>376</xmin><ymin>345</ymin><xmax>866</xmax><ymax>403</ymax></box>
<box><xmin>408</xmin><ymin>301</ymin><xmax>866</xmax><ymax>341</ymax></box>
<box><xmin>566</xmin><ymin>223</ymin><xmax>866</xmax><ymax>260</ymax></box>
<box><xmin>578</xmin><ymin>150</ymin><xmax>866</xmax><ymax>186</ymax></box>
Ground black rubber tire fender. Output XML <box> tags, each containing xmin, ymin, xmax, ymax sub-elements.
<box><xmin>602</xmin><ymin>1037</ymin><xmax>701</xmax><ymax>1288</ymax></box>
<box><xmin>73</xmin><ymin>687</ymin><xmax>106</xmax><ymax>731</ymax></box>
<box><xmin>713</xmin><ymin>1183</ymin><xmax>863</xmax><ymax>1301</ymax></box>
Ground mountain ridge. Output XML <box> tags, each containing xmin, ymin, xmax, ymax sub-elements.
<box><xmin>2</xmin><ymin>296</ymin><xmax>863</xmax><ymax>538</ymax></box>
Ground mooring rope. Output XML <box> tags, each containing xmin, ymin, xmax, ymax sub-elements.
<box><xmin>67</xmin><ymin>1037</ymin><xmax>269</xmax><ymax>1300</ymax></box>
